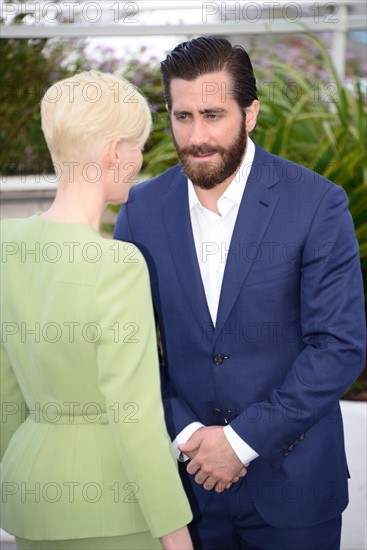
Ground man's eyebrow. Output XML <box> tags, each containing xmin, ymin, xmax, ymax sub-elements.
<box><xmin>199</xmin><ymin>108</ymin><xmax>227</xmax><ymax>114</ymax></box>
<box><xmin>172</xmin><ymin>108</ymin><xmax>227</xmax><ymax>116</ymax></box>
<box><xmin>172</xmin><ymin>110</ymin><xmax>192</xmax><ymax>117</ymax></box>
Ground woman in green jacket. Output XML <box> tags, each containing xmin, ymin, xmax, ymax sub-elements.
<box><xmin>0</xmin><ymin>71</ymin><xmax>193</xmax><ymax>550</ymax></box>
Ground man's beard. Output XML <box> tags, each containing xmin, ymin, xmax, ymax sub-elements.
<box><xmin>173</xmin><ymin>126</ymin><xmax>247</xmax><ymax>190</ymax></box>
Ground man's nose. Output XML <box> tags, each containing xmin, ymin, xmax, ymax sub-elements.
<box><xmin>189</xmin><ymin>119</ymin><xmax>208</xmax><ymax>146</ymax></box>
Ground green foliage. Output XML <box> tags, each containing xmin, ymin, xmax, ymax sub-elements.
<box><xmin>252</xmin><ymin>35</ymin><xmax>367</xmax><ymax>268</ymax></box>
<box><xmin>0</xmin><ymin>33</ymin><xmax>71</xmax><ymax>174</ymax></box>
<box><xmin>1</xmin><ymin>34</ymin><xmax>366</xmax><ymax>268</ymax></box>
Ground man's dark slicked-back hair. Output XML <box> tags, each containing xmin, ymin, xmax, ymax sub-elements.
<box><xmin>161</xmin><ymin>36</ymin><xmax>258</xmax><ymax>111</ymax></box>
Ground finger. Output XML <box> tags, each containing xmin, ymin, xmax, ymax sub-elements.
<box><xmin>178</xmin><ymin>444</ymin><xmax>198</xmax><ymax>454</ymax></box>
<box><xmin>203</xmin><ymin>480</ymin><xmax>216</xmax><ymax>491</ymax></box>
<box><xmin>186</xmin><ymin>451</ymin><xmax>197</xmax><ymax>460</ymax></box>
<box><xmin>194</xmin><ymin>470</ymin><xmax>211</xmax><ymax>485</ymax></box>
<box><xmin>186</xmin><ymin>460</ymin><xmax>200</xmax><ymax>475</ymax></box>
<box><xmin>214</xmin><ymin>481</ymin><xmax>227</xmax><ymax>494</ymax></box>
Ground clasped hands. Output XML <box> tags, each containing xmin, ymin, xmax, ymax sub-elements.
<box><xmin>178</xmin><ymin>426</ymin><xmax>248</xmax><ymax>493</ymax></box>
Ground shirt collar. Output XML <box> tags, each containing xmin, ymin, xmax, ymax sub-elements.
<box><xmin>188</xmin><ymin>137</ymin><xmax>256</xmax><ymax>211</ymax></box>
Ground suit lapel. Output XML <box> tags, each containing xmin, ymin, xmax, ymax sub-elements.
<box><xmin>214</xmin><ymin>147</ymin><xmax>280</xmax><ymax>341</ymax></box>
<box><xmin>161</xmin><ymin>167</ymin><xmax>214</xmax><ymax>330</ymax></box>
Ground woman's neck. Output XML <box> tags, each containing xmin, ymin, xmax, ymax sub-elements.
<box><xmin>40</xmin><ymin>178</ymin><xmax>106</xmax><ymax>231</ymax></box>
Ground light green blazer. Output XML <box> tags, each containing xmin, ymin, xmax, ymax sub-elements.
<box><xmin>0</xmin><ymin>215</ymin><xmax>192</xmax><ymax>541</ymax></box>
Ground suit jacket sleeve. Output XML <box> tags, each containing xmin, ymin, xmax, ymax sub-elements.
<box><xmin>92</xmin><ymin>241</ymin><xmax>192</xmax><ymax>538</ymax></box>
<box><xmin>230</xmin><ymin>183</ymin><xmax>366</xmax><ymax>470</ymax></box>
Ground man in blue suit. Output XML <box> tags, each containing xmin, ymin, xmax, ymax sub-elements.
<box><xmin>114</xmin><ymin>37</ymin><xmax>366</xmax><ymax>549</ymax></box>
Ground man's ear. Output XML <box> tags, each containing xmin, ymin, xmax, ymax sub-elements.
<box><xmin>245</xmin><ymin>100</ymin><xmax>260</xmax><ymax>133</ymax></box>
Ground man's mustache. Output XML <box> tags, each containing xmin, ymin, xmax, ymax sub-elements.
<box><xmin>178</xmin><ymin>144</ymin><xmax>226</xmax><ymax>156</ymax></box>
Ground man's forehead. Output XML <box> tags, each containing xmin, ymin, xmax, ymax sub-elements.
<box><xmin>170</xmin><ymin>71</ymin><xmax>237</xmax><ymax>106</ymax></box>
<box><xmin>170</xmin><ymin>70</ymin><xmax>233</xmax><ymax>89</ymax></box>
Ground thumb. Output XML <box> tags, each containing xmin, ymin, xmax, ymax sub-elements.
<box><xmin>178</xmin><ymin>440</ymin><xmax>199</xmax><ymax>453</ymax></box>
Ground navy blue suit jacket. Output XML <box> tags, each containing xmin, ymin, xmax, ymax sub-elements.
<box><xmin>114</xmin><ymin>143</ymin><xmax>366</xmax><ymax>528</ymax></box>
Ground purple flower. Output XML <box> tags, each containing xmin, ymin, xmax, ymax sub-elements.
<box><xmin>131</xmin><ymin>74</ymin><xmax>143</xmax><ymax>86</ymax></box>
<box><xmin>319</xmin><ymin>32</ymin><xmax>331</xmax><ymax>43</ymax></box>
<box><xmin>101</xmin><ymin>62</ymin><xmax>113</xmax><ymax>73</ymax></box>
<box><xmin>49</xmin><ymin>71</ymin><xmax>61</xmax><ymax>81</ymax></box>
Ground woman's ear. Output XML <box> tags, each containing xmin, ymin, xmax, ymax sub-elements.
<box><xmin>105</xmin><ymin>137</ymin><xmax>122</xmax><ymax>167</ymax></box>
<box><xmin>245</xmin><ymin>100</ymin><xmax>260</xmax><ymax>133</ymax></box>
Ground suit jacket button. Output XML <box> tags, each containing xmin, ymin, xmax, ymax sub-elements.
<box><xmin>288</xmin><ymin>444</ymin><xmax>294</xmax><ymax>452</ymax></box>
<box><xmin>299</xmin><ymin>434</ymin><xmax>305</xmax><ymax>441</ymax></box>
<box><xmin>213</xmin><ymin>408</ymin><xmax>223</xmax><ymax>416</ymax></box>
<box><xmin>283</xmin><ymin>450</ymin><xmax>290</xmax><ymax>457</ymax></box>
<box><xmin>213</xmin><ymin>354</ymin><xmax>228</xmax><ymax>365</ymax></box>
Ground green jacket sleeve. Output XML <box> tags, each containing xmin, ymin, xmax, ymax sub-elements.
<box><xmin>0</xmin><ymin>341</ymin><xmax>28</xmax><ymax>460</ymax></box>
<box><xmin>92</xmin><ymin>241</ymin><xmax>192</xmax><ymax>538</ymax></box>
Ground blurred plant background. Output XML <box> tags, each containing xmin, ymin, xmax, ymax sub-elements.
<box><xmin>1</xmin><ymin>20</ymin><xmax>366</xmax><ymax>394</ymax></box>
<box><xmin>1</xmin><ymin>31</ymin><xmax>365</xmax><ymax>258</ymax></box>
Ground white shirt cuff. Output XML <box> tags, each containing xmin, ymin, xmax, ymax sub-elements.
<box><xmin>223</xmin><ymin>425</ymin><xmax>259</xmax><ymax>465</ymax></box>
<box><xmin>172</xmin><ymin>422</ymin><xmax>205</xmax><ymax>461</ymax></box>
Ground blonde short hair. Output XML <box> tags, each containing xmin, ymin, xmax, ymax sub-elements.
<box><xmin>41</xmin><ymin>71</ymin><xmax>152</xmax><ymax>164</ymax></box>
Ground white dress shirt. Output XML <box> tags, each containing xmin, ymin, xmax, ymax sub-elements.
<box><xmin>173</xmin><ymin>138</ymin><xmax>260</xmax><ymax>465</ymax></box>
